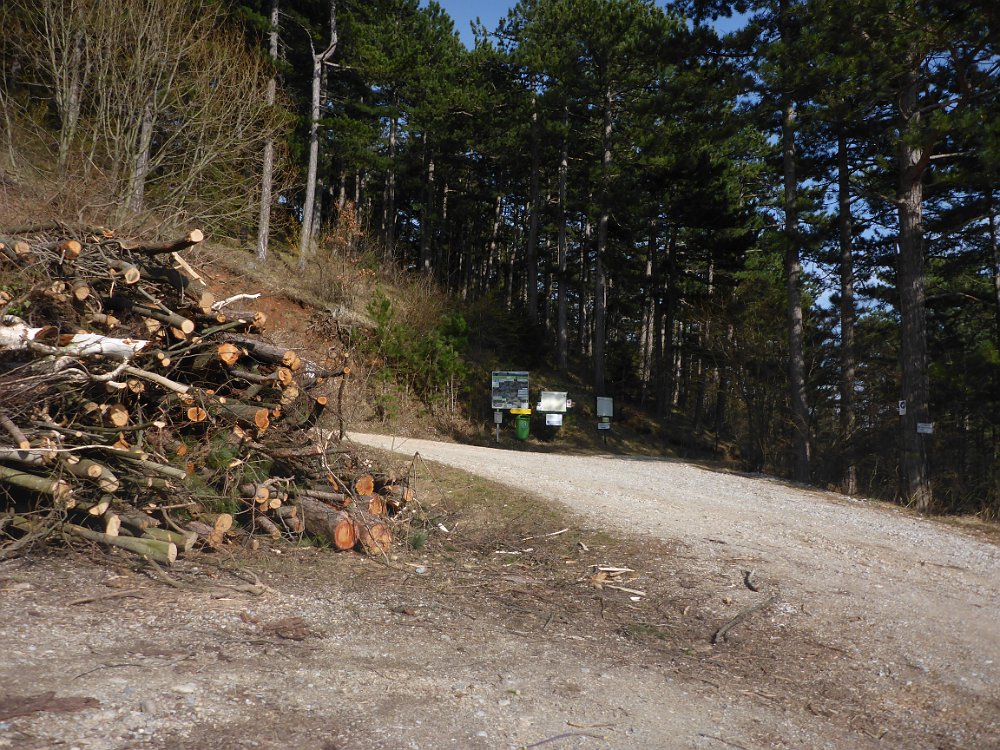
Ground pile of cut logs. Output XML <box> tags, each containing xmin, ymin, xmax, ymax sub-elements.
<box><xmin>0</xmin><ymin>223</ymin><xmax>412</xmax><ymax>564</ymax></box>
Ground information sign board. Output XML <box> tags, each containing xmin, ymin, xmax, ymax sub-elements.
<box><xmin>596</xmin><ymin>396</ymin><xmax>614</xmax><ymax>418</ymax></box>
<box><xmin>545</xmin><ymin>413</ymin><xmax>563</xmax><ymax>426</ymax></box>
<box><xmin>491</xmin><ymin>371</ymin><xmax>530</xmax><ymax>410</ymax></box>
<box><xmin>539</xmin><ymin>391</ymin><xmax>568</xmax><ymax>413</ymax></box>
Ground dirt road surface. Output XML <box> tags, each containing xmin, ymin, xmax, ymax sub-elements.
<box><xmin>1</xmin><ymin>434</ymin><xmax>998</xmax><ymax>750</ymax></box>
<box><xmin>349</xmin><ymin>433</ymin><xmax>1000</xmax><ymax>748</ymax></box>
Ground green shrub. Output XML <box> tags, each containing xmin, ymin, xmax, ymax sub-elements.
<box><xmin>365</xmin><ymin>289</ymin><xmax>469</xmax><ymax>409</ymax></box>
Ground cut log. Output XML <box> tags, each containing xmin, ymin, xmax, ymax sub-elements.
<box><xmin>217</xmin><ymin>342</ymin><xmax>241</xmax><ymax>366</ymax></box>
<box><xmin>71</xmin><ymin>279</ymin><xmax>91</xmax><ymax>301</ymax></box>
<box><xmin>354</xmin><ymin>516</ymin><xmax>391</xmax><ymax>555</ymax></box>
<box><xmin>88</xmin><ymin>313</ymin><xmax>121</xmax><ymax>329</ymax></box>
<box><xmin>0</xmin><ymin>465</ymin><xmax>74</xmax><ymax>507</ymax></box>
<box><xmin>253</xmin><ymin>513</ymin><xmax>281</xmax><ymax>540</ymax></box>
<box><xmin>64</xmin><ymin>523</ymin><xmax>176</xmax><ymax>565</ymax></box>
<box><xmin>120</xmin><ymin>229</ymin><xmax>204</xmax><ymax>256</ymax></box>
<box><xmin>240</xmin><ymin>482</ymin><xmax>270</xmax><ymax>505</ymax></box>
<box><xmin>75</xmin><ymin>495</ymin><xmax>112</xmax><ymax>517</ymax></box>
<box><xmin>0</xmin><ymin>318</ymin><xmax>147</xmax><ymax>358</ymax></box>
<box><xmin>108</xmin><ymin>258</ymin><xmax>141</xmax><ymax>284</ymax></box>
<box><xmin>381</xmin><ymin>484</ymin><xmax>415</xmax><ymax>509</ymax></box>
<box><xmin>365</xmin><ymin>494</ymin><xmax>387</xmax><ymax>516</ymax></box>
<box><xmin>60</xmin><ymin>239</ymin><xmax>83</xmax><ymax>260</ymax></box>
<box><xmin>142</xmin><ymin>527</ymin><xmax>198</xmax><ymax>553</ymax></box>
<box><xmin>105</xmin><ymin>403</ymin><xmax>129</xmax><ymax>428</ymax></box>
<box><xmin>186</xmin><ymin>406</ymin><xmax>208</xmax><ymax>423</ymax></box>
<box><xmin>104</xmin><ymin>514</ymin><xmax>121</xmax><ymax>537</ymax></box>
<box><xmin>59</xmin><ymin>457</ymin><xmax>120</xmax><ymax>493</ymax></box>
<box><xmin>115</xmin><ymin>508</ymin><xmax>161</xmax><ymax>532</ymax></box>
<box><xmin>189</xmin><ymin>512</ymin><xmax>232</xmax><ymax>548</ymax></box>
<box><xmin>0</xmin><ymin>413</ymin><xmax>30</xmax><ymax>450</ymax></box>
<box><xmin>295</xmin><ymin>488</ymin><xmax>347</xmax><ymax>505</ymax></box>
<box><xmin>354</xmin><ymin>474</ymin><xmax>375</xmax><ymax>497</ymax></box>
<box><xmin>274</xmin><ymin>505</ymin><xmax>305</xmax><ymax>534</ymax></box>
<box><xmin>220</xmin><ymin>310</ymin><xmax>266</xmax><ymax>330</ymax></box>
<box><xmin>204</xmin><ymin>400</ymin><xmax>270</xmax><ymax>432</ymax></box>
<box><xmin>297</xmin><ymin>496</ymin><xmax>357</xmax><ymax>550</ymax></box>
<box><xmin>223</xmin><ymin>336</ymin><xmax>300</xmax><ymax>370</ymax></box>
<box><xmin>129</xmin><ymin>303</ymin><xmax>195</xmax><ymax>335</ymax></box>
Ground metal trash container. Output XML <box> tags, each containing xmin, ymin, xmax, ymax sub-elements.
<box><xmin>515</xmin><ymin>413</ymin><xmax>531</xmax><ymax>440</ymax></box>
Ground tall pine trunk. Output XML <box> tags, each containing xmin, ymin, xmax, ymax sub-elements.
<box><xmin>525</xmin><ymin>92</ymin><xmax>541</xmax><ymax>325</ymax></box>
<box><xmin>382</xmin><ymin>115</ymin><xmax>398</xmax><ymax>256</ymax></box>
<box><xmin>782</xmin><ymin>97</ymin><xmax>810</xmax><ymax>482</ymax></box>
<box><xmin>838</xmin><ymin>129</ymin><xmax>858</xmax><ymax>495</ymax></box>
<box><xmin>988</xmin><ymin>189</ymin><xmax>1000</xmax><ymax>345</ymax></box>
<box><xmin>640</xmin><ymin>215</ymin><xmax>657</xmax><ymax>404</ymax></box>
<box><xmin>420</xmin><ymin>135</ymin><xmax>435</xmax><ymax>273</ymax></box>
<box><xmin>896</xmin><ymin>66</ymin><xmax>933</xmax><ymax>511</ymax></box>
<box><xmin>593</xmin><ymin>87</ymin><xmax>613</xmax><ymax>395</ymax></box>
<box><xmin>256</xmin><ymin>0</ymin><xmax>279</xmax><ymax>263</ymax></box>
<box><xmin>557</xmin><ymin>123</ymin><xmax>569</xmax><ymax>373</ymax></box>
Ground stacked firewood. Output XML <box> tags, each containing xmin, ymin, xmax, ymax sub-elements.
<box><xmin>0</xmin><ymin>223</ymin><xmax>411</xmax><ymax>564</ymax></box>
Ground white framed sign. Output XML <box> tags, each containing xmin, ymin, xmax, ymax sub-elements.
<box><xmin>596</xmin><ymin>396</ymin><xmax>614</xmax><ymax>418</ymax></box>
<box><xmin>539</xmin><ymin>391</ymin><xmax>568</xmax><ymax>413</ymax></box>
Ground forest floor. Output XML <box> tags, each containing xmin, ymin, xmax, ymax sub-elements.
<box><xmin>2</xmin><ymin>433</ymin><xmax>998</xmax><ymax>750</ymax></box>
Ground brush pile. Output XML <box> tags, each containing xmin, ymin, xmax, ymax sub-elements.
<box><xmin>0</xmin><ymin>223</ymin><xmax>413</xmax><ymax>564</ymax></box>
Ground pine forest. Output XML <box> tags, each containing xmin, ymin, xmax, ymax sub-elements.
<box><xmin>2</xmin><ymin>0</ymin><xmax>999</xmax><ymax>516</ymax></box>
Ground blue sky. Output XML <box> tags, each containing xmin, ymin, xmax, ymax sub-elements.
<box><xmin>431</xmin><ymin>1</ymin><xmax>748</xmax><ymax>48</ymax></box>
<box><xmin>434</xmin><ymin>0</ymin><xmax>510</xmax><ymax>46</ymax></box>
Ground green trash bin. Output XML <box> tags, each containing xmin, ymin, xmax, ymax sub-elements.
<box><xmin>514</xmin><ymin>413</ymin><xmax>531</xmax><ymax>440</ymax></box>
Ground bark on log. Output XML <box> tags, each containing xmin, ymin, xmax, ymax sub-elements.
<box><xmin>0</xmin><ymin>447</ymin><xmax>56</xmax><ymax>467</ymax></box>
<box><xmin>294</xmin><ymin>488</ymin><xmax>347</xmax><ymax>505</ymax></box>
<box><xmin>118</xmin><ymin>229</ymin><xmax>204</xmax><ymax>256</ymax></box>
<box><xmin>108</xmin><ymin>258</ymin><xmax>141</xmax><ymax>284</ymax></box>
<box><xmin>0</xmin><ymin>413</ymin><xmax>30</xmax><ymax>450</ymax></box>
<box><xmin>0</xmin><ymin>465</ymin><xmax>74</xmax><ymax>507</ymax></box>
<box><xmin>115</xmin><ymin>508</ymin><xmax>161</xmax><ymax>532</ymax></box>
<box><xmin>0</xmin><ymin>318</ymin><xmax>147</xmax><ymax>359</ymax></box>
<box><xmin>297</xmin><ymin>496</ymin><xmax>357</xmax><ymax>550</ymax></box>
<box><xmin>298</xmin><ymin>395</ymin><xmax>327</xmax><ymax>429</ymax></box>
<box><xmin>60</xmin><ymin>456</ymin><xmax>120</xmax><ymax>492</ymax></box>
<box><xmin>64</xmin><ymin>523</ymin><xmax>176</xmax><ymax>564</ymax></box>
<box><xmin>142</xmin><ymin>527</ymin><xmax>197</xmax><ymax>553</ymax></box>
<box><xmin>274</xmin><ymin>505</ymin><xmax>304</xmax><ymax>534</ymax></box>
<box><xmin>253</xmin><ymin>513</ymin><xmax>281</xmax><ymax>539</ymax></box>
<box><xmin>381</xmin><ymin>485</ymin><xmax>414</xmax><ymax>509</ymax></box>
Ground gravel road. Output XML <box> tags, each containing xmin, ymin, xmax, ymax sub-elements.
<box><xmin>3</xmin><ymin>435</ymin><xmax>998</xmax><ymax>750</ymax></box>
<box><xmin>349</xmin><ymin>432</ymin><xmax>1000</xmax><ymax>747</ymax></box>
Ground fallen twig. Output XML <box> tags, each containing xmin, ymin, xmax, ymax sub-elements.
<box><xmin>67</xmin><ymin>588</ymin><xmax>146</xmax><ymax>606</ymax></box>
<box><xmin>523</xmin><ymin>730</ymin><xmax>608</xmax><ymax>748</ymax></box>
<box><xmin>712</xmin><ymin>593</ymin><xmax>779</xmax><ymax>645</ymax></box>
